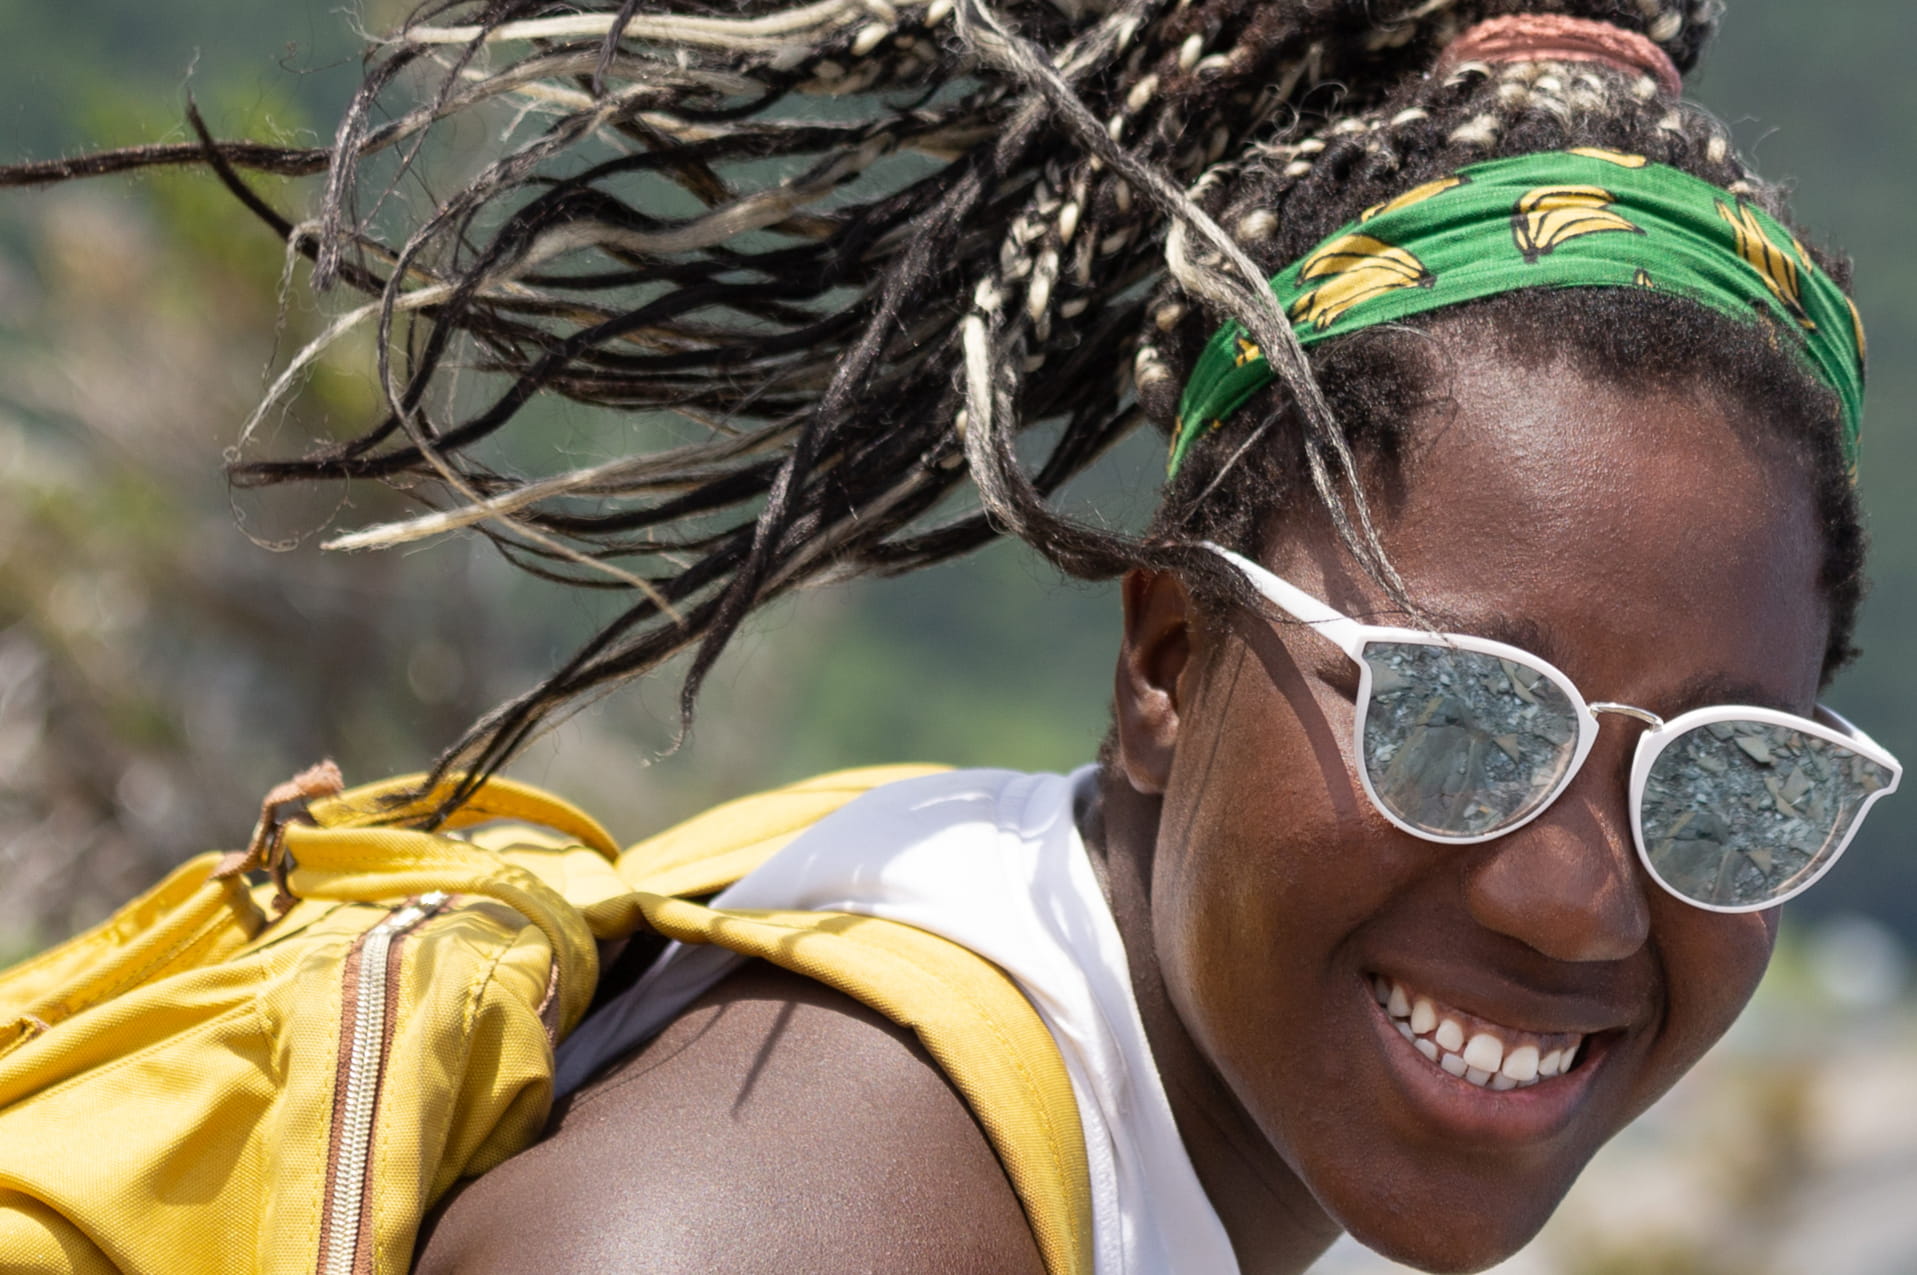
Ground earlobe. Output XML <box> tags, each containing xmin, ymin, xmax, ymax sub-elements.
<box><xmin>1114</xmin><ymin>569</ymin><xmax>1197</xmax><ymax>796</ymax></box>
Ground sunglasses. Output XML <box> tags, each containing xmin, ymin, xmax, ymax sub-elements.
<box><xmin>1205</xmin><ymin>543</ymin><xmax>1902</xmax><ymax>913</ymax></box>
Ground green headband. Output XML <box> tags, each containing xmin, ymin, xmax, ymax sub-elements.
<box><xmin>1169</xmin><ymin>149</ymin><xmax>1867</xmax><ymax>478</ymax></box>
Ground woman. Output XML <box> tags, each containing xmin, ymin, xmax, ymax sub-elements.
<box><xmin>6</xmin><ymin>0</ymin><xmax>1900</xmax><ymax>1271</ymax></box>
<box><xmin>391</xmin><ymin>0</ymin><xmax>1890</xmax><ymax>1267</ymax></box>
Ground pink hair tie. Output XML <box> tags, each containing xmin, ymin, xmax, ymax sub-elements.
<box><xmin>1433</xmin><ymin>14</ymin><xmax>1684</xmax><ymax>99</ymax></box>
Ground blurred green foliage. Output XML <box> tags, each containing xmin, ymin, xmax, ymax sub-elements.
<box><xmin>0</xmin><ymin>0</ymin><xmax>1910</xmax><ymax>956</ymax></box>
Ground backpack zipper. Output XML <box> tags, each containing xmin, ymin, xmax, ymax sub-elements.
<box><xmin>316</xmin><ymin>892</ymin><xmax>449</xmax><ymax>1275</ymax></box>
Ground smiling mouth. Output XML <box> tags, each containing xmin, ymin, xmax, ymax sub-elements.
<box><xmin>1369</xmin><ymin>975</ymin><xmax>1586</xmax><ymax>1092</ymax></box>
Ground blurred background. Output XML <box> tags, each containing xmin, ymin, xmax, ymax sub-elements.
<box><xmin>0</xmin><ymin>2</ymin><xmax>1911</xmax><ymax>1270</ymax></box>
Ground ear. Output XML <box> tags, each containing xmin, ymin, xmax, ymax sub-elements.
<box><xmin>1114</xmin><ymin>568</ymin><xmax>1199</xmax><ymax>795</ymax></box>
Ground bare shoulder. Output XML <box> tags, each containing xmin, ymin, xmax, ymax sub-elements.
<box><xmin>413</xmin><ymin>960</ymin><xmax>1048</xmax><ymax>1275</ymax></box>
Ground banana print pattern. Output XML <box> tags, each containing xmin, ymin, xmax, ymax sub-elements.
<box><xmin>1512</xmin><ymin>186</ymin><xmax>1644</xmax><ymax>263</ymax></box>
<box><xmin>1567</xmin><ymin>147</ymin><xmax>1649</xmax><ymax>168</ymax></box>
<box><xmin>1361</xmin><ymin>176</ymin><xmax>1468</xmax><ymax>223</ymax></box>
<box><xmin>1169</xmin><ymin>151</ymin><xmax>1867</xmax><ymax>482</ymax></box>
<box><xmin>1287</xmin><ymin>234</ymin><xmax>1435</xmax><ymax>331</ymax></box>
<box><xmin>1717</xmin><ymin>199</ymin><xmax>1814</xmax><ymax>329</ymax></box>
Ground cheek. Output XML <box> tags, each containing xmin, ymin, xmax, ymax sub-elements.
<box><xmin>1147</xmin><ymin>642</ymin><xmax>1395</xmax><ymax>1103</ymax></box>
<box><xmin>1632</xmin><ymin>902</ymin><xmax>1777</xmax><ymax>1118</ymax></box>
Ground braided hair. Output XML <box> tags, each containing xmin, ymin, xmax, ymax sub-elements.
<box><xmin>1142</xmin><ymin>1</ymin><xmax>1862</xmax><ymax>674</ymax></box>
<box><xmin>2</xmin><ymin>0</ymin><xmax>1863</xmax><ymax>804</ymax></box>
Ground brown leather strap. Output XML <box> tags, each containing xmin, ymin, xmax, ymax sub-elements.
<box><xmin>211</xmin><ymin>760</ymin><xmax>345</xmax><ymax>904</ymax></box>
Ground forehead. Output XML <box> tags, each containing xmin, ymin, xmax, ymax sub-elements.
<box><xmin>1271</xmin><ymin>342</ymin><xmax>1830</xmax><ymax>713</ymax></box>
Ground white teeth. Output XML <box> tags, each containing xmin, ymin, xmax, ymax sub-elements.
<box><xmin>1375</xmin><ymin>976</ymin><xmax>1588</xmax><ymax>1093</ymax></box>
<box><xmin>1462</xmin><ymin>1033</ymin><xmax>1504</xmax><ymax>1074</ymax></box>
<box><xmin>1501</xmin><ymin>1045</ymin><xmax>1540</xmax><ymax>1083</ymax></box>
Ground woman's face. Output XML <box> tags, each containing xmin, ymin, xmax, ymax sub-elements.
<box><xmin>1126</xmin><ymin>340</ymin><xmax>1830</xmax><ymax>1270</ymax></box>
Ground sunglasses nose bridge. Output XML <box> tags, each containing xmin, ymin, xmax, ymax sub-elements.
<box><xmin>1589</xmin><ymin>701</ymin><xmax>1666</xmax><ymax>731</ymax></box>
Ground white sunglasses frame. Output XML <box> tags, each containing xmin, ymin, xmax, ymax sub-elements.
<box><xmin>1204</xmin><ymin>542</ymin><xmax>1903</xmax><ymax>913</ymax></box>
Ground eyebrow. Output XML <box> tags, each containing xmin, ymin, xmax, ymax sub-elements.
<box><xmin>1654</xmin><ymin>671</ymin><xmax>1800</xmax><ymax>718</ymax></box>
<box><xmin>1356</xmin><ymin>602</ymin><xmax>1572</xmax><ymax>672</ymax></box>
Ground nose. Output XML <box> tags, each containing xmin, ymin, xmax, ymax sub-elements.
<box><xmin>1461</xmin><ymin>728</ymin><xmax>1652</xmax><ymax>963</ymax></box>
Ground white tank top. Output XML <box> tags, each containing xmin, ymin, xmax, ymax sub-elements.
<box><xmin>554</xmin><ymin>767</ymin><xmax>1241</xmax><ymax>1275</ymax></box>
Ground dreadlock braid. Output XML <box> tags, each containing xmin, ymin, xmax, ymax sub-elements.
<box><xmin>2</xmin><ymin>0</ymin><xmax>1862</xmax><ymax>807</ymax></box>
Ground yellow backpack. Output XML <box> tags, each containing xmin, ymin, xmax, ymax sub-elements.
<box><xmin>0</xmin><ymin>765</ymin><xmax>1091</xmax><ymax>1275</ymax></box>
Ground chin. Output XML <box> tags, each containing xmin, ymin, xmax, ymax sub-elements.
<box><xmin>1339</xmin><ymin>1211</ymin><xmax>1555</xmax><ymax>1275</ymax></box>
<box><xmin>1294</xmin><ymin>1097</ymin><xmax>1606</xmax><ymax>1272</ymax></box>
<box><xmin>1323</xmin><ymin>1169</ymin><xmax>1575</xmax><ymax>1274</ymax></box>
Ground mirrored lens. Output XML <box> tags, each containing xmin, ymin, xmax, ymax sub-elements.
<box><xmin>1361</xmin><ymin>642</ymin><xmax>1582</xmax><ymax>837</ymax></box>
<box><xmin>1639</xmin><ymin>719</ymin><xmax>1893</xmax><ymax>908</ymax></box>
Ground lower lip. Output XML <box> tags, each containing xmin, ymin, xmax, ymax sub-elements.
<box><xmin>1363</xmin><ymin>981</ymin><xmax>1609</xmax><ymax>1148</ymax></box>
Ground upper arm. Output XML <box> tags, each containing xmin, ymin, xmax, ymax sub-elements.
<box><xmin>413</xmin><ymin>962</ymin><xmax>1049</xmax><ymax>1275</ymax></box>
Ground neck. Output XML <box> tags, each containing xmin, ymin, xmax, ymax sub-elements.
<box><xmin>1080</xmin><ymin>769</ymin><xmax>1343</xmax><ymax>1275</ymax></box>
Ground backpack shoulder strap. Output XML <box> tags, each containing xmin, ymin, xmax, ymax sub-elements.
<box><xmin>613</xmin><ymin>765</ymin><xmax>1094</xmax><ymax>1275</ymax></box>
<box><xmin>637</xmin><ymin>893</ymin><xmax>1095</xmax><ymax>1275</ymax></box>
<box><xmin>617</xmin><ymin>763</ymin><xmax>950</xmax><ymax>897</ymax></box>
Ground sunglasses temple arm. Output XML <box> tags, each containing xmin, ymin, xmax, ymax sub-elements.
<box><xmin>1200</xmin><ymin>542</ymin><xmax>1370</xmax><ymax>658</ymax></box>
<box><xmin>1816</xmin><ymin>703</ymin><xmax>1902</xmax><ymax>779</ymax></box>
